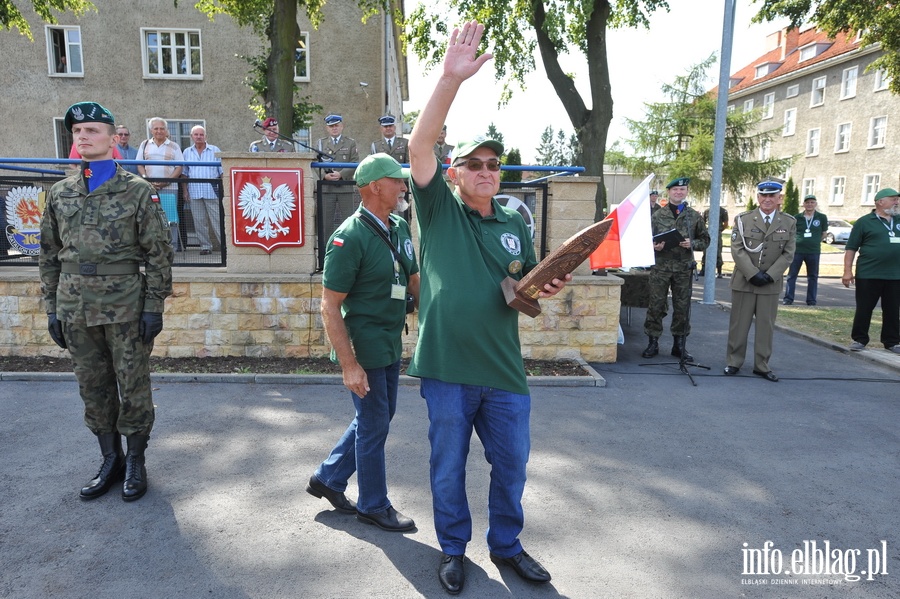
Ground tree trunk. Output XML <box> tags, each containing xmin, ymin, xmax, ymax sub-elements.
<box><xmin>267</xmin><ymin>0</ymin><xmax>297</xmax><ymax>132</ymax></box>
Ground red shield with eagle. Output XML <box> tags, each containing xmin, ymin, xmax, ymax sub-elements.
<box><xmin>231</xmin><ymin>168</ymin><xmax>304</xmax><ymax>253</ymax></box>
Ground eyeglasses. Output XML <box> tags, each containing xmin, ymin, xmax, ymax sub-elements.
<box><xmin>117</xmin><ymin>132</ymin><xmax>130</xmax><ymax>136</ymax></box>
<box><xmin>453</xmin><ymin>158</ymin><xmax>501</xmax><ymax>172</ymax></box>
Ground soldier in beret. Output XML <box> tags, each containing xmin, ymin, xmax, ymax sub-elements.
<box><xmin>316</xmin><ymin>114</ymin><xmax>359</xmax><ymax>181</ymax></box>
<box><xmin>642</xmin><ymin>176</ymin><xmax>710</xmax><ymax>362</ymax></box>
<box><xmin>39</xmin><ymin>101</ymin><xmax>174</xmax><ymax>502</ymax></box>
<box><xmin>371</xmin><ymin>115</ymin><xmax>409</xmax><ymax>164</ymax></box>
<box><xmin>250</xmin><ymin>117</ymin><xmax>295</xmax><ymax>153</ymax></box>
<box><xmin>725</xmin><ymin>180</ymin><xmax>796</xmax><ymax>381</ymax></box>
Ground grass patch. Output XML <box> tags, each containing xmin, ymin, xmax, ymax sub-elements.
<box><xmin>776</xmin><ymin>306</ymin><xmax>881</xmax><ymax>346</ymax></box>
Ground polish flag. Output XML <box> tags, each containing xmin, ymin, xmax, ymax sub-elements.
<box><xmin>589</xmin><ymin>174</ymin><xmax>656</xmax><ymax>269</ymax></box>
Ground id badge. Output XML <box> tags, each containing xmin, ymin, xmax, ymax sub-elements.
<box><xmin>890</xmin><ymin>237</ymin><xmax>900</xmax><ymax>244</ymax></box>
<box><xmin>803</xmin><ymin>232</ymin><xmax>812</xmax><ymax>238</ymax></box>
<box><xmin>391</xmin><ymin>284</ymin><xmax>407</xmax><ymax>300</ymax></box>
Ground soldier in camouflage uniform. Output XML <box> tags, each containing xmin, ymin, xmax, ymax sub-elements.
<box><xmin>642</xmin><ymin>177</ymin><xmax>710</xmax><ymax>361</ymax></box>
<box><xmin>39</xmin><ymin>102</ymin><xmax>174</xmax><ymax>502</ymax></box>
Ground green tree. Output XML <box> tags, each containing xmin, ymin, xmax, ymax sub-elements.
<box><xmin>191</xmin><ymin>0</ymin><xmax>385</xmax><ymax>133</ymax></box>
<box><xmin>406</xmin><ymin>0</ymin><xmax>672</xmax><ymax>221</ymax></box>
<box><xmin>1</xmin><ymin>0</ymin><xmax>94</xmax><ymax>39</ymax></box>
<box><xmin>619</xmin><ymin>54</ymin><xmax>792</xmax><ymax>196</ymax></box>
<box><xmin>486</xmin><ymin>123</ymin><xmax>505</xmax><ymax>144</ymax></box>
<box><xmin>783</xmin><ymin>178</ymin><xmax>799</xmax><ymax>216</ymax></box>
<box><xmin>502</xmin><ymin>147</ymin><xmax>522</xmax><ymax>182</ymax></box>
<box><xmin>754</xmin><ymin>0</ymin><xmax>900</xmax><ymax>94</ymax></box>
<box><xmin>535</xmin><ymin>125</ymin><xmax>579</xmax><ymax>166</ymax></box>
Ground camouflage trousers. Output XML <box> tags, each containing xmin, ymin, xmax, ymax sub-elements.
<box><xmin>62</xmin><ymin>319</ymin><xmax>154</xmax><ymax>436</ymax></box>
<box><xmin>643</xmin><ymin>265</ymin><xmax>694</xmax><ymax>337</ymax></box>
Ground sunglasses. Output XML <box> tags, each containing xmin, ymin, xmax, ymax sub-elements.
<box><xmin>453</xmin><ymin>158</ymin><xmax>501</xmax><ymax>172</ymax></box>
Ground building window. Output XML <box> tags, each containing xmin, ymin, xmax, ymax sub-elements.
<box><xmin>874</xmin><ymin>68</ymin><xmax>890</xmax><ymax>92</ymax></box>
<box><xmin>53</xmin><ymin>118</ymin><xmax>74</xmax><ymax>158</ymax></box>
<box><xmin>840</xmin><ymin>66</ymin><xmax>858</xmax><ymax>99</ymax></box>
<box><xmin>743</xmin><ymin>99</ymin><xmax>754</xmax><ymax>112</ymax></box>
<box><xmin>862</xmin><ymin>174</ymin><xmax>881</xmax><ymax>205</ymax></box>
<box><xmin>142</xmin><ymin>28</ymin><xmax>202</xmax><ymax>78</ymax></box>
<box><xmin>810</xmin><ymin>76</ymin><xmax>826</xmax><ymax>107</ymax></box>
<box><xmin>834</xmin><ymin>122</ymin><xmax>851</xmax><ymax>153</ymax></box>
<box><xmin>759</xmin><ymin>139</ymin><xmax>771</xmax><ymax>161</ymax></box>
<box><xmin>783</xmin><ymin>108</ymin><xmax>797</xmax><ymax>136</ymax></box>
<box><xmin>294</xmin><ymin>31</ymin><xmax>309</xmax><ymax>82</ymax></box>
<box><xmin>727</xmin><ymin>104</ymin><xmax>736</xmax><ymax>113</ymax></box>
<box><xmin>46</xmin><ymin>26</ymin><xmax>83</xmax><ymax>76</ymax></box>
<box><xmin>802</xmin><ymin>178</ymin><xmax>816</xmax><ymax>198</ymax></box>
<box><xmin>868</xmin><ymin>116</ymin><xmax>887</xmax><ymax>149</ymax></box>
<box><xmin>806</xmin><ymin>128</ymin><xmax>820</xmax><ymax>156</ymax></box>
<box><xmin>786</xmin><ymin>84</ymin><xmax>799</xmax><ymax>98</ymax></box>
<box><xmin>762</xmin><ymin>93</ymin><xmax>774</xmax><ymax>119</ymax></box>
<box><xmin>829</xmin><ymin>176</ymin><xmax>845</xmax><ymax>205</ymax></box>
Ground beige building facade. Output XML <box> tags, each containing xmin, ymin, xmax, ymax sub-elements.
<box><xmin>725</xmin><ymin>27</ymin><xmax>900</xmax><ymax>221</ymax></box>
<box><xmin>0</xmin><ymin>0</ymin><xmax>407</xmax><ymax>159</ymax></box>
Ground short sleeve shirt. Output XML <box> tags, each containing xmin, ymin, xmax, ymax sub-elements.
<box><xmin>846</xmin><ymin>213</ymin><xmax>900</xmax><ymax>280</ymax></box>
<box><xmin>793</xmin><ymin>210</ymin><xmax>828</xmax><ymax>254</ymax></box>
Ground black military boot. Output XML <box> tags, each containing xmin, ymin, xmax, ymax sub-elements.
<box><xmin>80</xmin><ymin>433</ymin><xmax>125</xmax><ymax>500</ymax></box>
<box><xmin>122</xmin><ymin>434</ymin><xmax>150</xmax><ymax>502</ymax></box>
<box><xmin>641</xmin><ymin>336</ymin><xmax>659</xmax><ymax>358</ymax></box>
<box><xmin>671</xmin><ymin>335</ymin><xmax>694</xmax><ymax>362</ymax></box>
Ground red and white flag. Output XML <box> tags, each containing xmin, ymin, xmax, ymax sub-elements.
<box><xmin>589</xmin><ymin>174</ymin><xmax>655</xmax><ymax>269</ymax></box>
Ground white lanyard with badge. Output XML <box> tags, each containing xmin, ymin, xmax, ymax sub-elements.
<box><xmin>356</xmin><ymin>211</ymin><xmax>416</xmax><ymax>313</ymax></box>
<box><xmin>879</xmin><ymin>215</ymin><xmax>900</xmax><ymax>243</ymax></box>
<box><xmin>803</xmin><ymin>214</ymin><xmax>815</xmax><ymax>238</ymax></box>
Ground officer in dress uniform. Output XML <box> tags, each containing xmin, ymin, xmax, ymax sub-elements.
<box><xmin>370</xmin><ymin>115</ymin><xmax>409</xmax><ymax>164</ymax></box>
<box><xmin>250</xmin><ymin>117</ymin><xmax>295</xmax><ymax>153</ymax></box>
<box><xmin>725</xmin><ymin>180</ymin><xmax>796</xmax><ymax>382</ymax></box>
<box><xmin>39</xmin><ymin>101</ymin><xmax>174</xmax><ymax>502</ymax></box>
<box><xmin>316</xmin><ymin>114</ymin><xmax>359</xmax><ymax>181</ymax></box>
<box><xmin>433</xmin><ymin>125</ymin><xmax>454</xmax><ymax>164</ymax></box>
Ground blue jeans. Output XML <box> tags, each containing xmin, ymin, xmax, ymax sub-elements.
<box><xmin>784</xmin><ymin>252</ymin><xmax>821</xmax><ymax>305</ymax></box>
<box><xmin>315</xmin><ymin>360</ymin><xmax>399</xmax><ymax>514</ymax></box>
<box><xmin>421</xmin><ymin>378</ymin><xmax>531</xmax><ymax>558</ymax></box>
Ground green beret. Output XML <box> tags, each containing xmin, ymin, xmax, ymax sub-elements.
<box><xmin>64</xmin><ymin>101</ymin><xmax>115</xmax><ymax>132</ymax></box>
<box><xmin>666</xmin><ymin>177</ymin><xmax>690</xmax><ymax>189</ymax></box>
<box><xmin>874</xmin><ymin>188</ymin><xmax>899</xmax><ymax>201</ymax></box>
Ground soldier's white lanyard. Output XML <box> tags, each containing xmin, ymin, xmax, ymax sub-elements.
<box><xmin>878</xmin><ymin>215</ymin><xmax>896</xmax><ymax>238</ymax></box>
<box><xmin>736</xmin><ymin>214</ymin><xmax>765</xmax><ymax>254</ymax></box>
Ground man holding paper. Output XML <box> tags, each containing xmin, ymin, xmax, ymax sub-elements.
<box><xmin>642</xmin><ymin>177</ymin><xmax>710</xmax><ymax>360</ymax></box>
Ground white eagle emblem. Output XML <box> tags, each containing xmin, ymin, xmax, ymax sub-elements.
<box><xmin>237</xmin><ymin>176</ymin><xmax>296</xmax><ymax>239</ymax></box>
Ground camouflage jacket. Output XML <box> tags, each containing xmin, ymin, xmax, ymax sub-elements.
<box><xmin>651</xmin><ymin>204</ymin><xmax>710</xmax><ymax>271</ymax></box>
<box><xmin>39</xmin><ymin>167</ymin><xmax>174</xmax><ymax>325</ymax></box>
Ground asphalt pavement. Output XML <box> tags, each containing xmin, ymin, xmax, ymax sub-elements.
<box><xmin>2</xmin><ymin>273</ymin><xmax>900</xmax><ymax>598</ymax></box>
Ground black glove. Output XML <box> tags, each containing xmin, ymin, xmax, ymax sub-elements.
<box><xmin>762</xmin><ymin>272</ymin><xmax>775</xmax><ymax>284</ymax></box>
<box><xmin>748</xmin><ymin>271</ymin><xmax>770</xmax><ymax>287</ymax></box>
<box><xmin>47</xmin><ymin>313</ymin><xmax>67</xmax><ymax>349</ymax></box>
<box><xmin>139</xmin><ymin>312</ymin><xmax>163</xmax><ymax>344</ymax></box>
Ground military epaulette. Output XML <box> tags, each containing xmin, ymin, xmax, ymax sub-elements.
<box><xmin>737</xmin><ymin>210</ymin><xmax>753</xmax><ymax>217</ymax></box>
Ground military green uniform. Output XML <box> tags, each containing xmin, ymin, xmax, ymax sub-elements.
<box><xmin>317</xmin><ymin>135</ymin><xmax>359</xmax><ymax>180</ymax></box>
<box><xmin>433</xmin><ymin>142</ymin><xmax>454</xmax><ymax>164</ymax></box>
<box><xmin>643</xmin><ymin>204</ymin><xmax>710</xmax><ymax>337</ymax></box>
<box><xmin>250</xmin><ymin>138</ymin><xmax>295</xmax><ymax>153</ymax></box>
<box><xmin>371</xmin><ymin>137</ymin><xmax>409</xmax><ymax>165</ymax></box>
<box><xmin>39</xmin><ymin>167</ymin><xmax>174</xmax><ymax>436</ymax></box>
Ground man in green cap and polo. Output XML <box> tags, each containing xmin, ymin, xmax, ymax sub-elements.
<box><xmin>642</xmin><ymin>176</ymin><xmax>710</xmax><ymax>361</ymax></box>
<box><xmin>39</xmin><ymin>101</ymin><xmax>173</xmax><ymax>502</ymax></box>
<box><xmin>784</xmin><ymin>194</ymin><xmax>828</xmax><ymax>306</ymax></box>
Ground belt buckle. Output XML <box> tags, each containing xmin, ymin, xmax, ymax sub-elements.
<box><xmin>79</xmin><ymin>263</ymin><xmax>97</xmax><ymax>276</ymax></box>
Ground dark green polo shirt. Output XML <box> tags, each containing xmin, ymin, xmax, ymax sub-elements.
<box><xmin>793</xmin><ymin>210</ymin><xmax>828</xmax><ymax>254</ymax></box>
<box><xmin>846</xmin><ymin>212</ymin><xmax>900</xmax><ymax>280</ymax></box>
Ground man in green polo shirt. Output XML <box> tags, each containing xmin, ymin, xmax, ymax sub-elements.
<box><xmin>307</xmin><ymin>153</ymin><xmax>420</xmax><ymax>532</ymax></box>
<box><xmin>784</xmin><ymin>195</ymin><xmax>828</xmax><ymax>305</ymax></box>
<box><xmin>406</xmin><ymin>20</ymin><xmax>569</xmax><ymax>596</ymax></box>
<box><xmin>842</xmin><ymin>188</ymin><xmax>900</xmax><ymax>353</ymax></box>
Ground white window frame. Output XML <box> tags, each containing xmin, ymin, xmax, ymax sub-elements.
<box><xmin>743</xmin><ymin>98</ymin><xmax>755</xmax><ymax>112</ymax></box>
<box><xmin>874</xmin><ymin>68</ymin><xmax>890</xmax><ymax>92</ymax></box>
<box><xmin>786</xmin><ymin>84</ymin><xmax>800</xmax><ymax>98</ymax></box>
<box><xmin>861</xmin><ymin>174</ymin><xmax>881</xmax><ymax>205</ymax></box>
<box><xmin>53</xmin><ymin>117</ymin><xmax>74</xmax><ymax>158</ymax></box>
<box><xmin>46</xmin><ymin>25</ymin><xmax>83</xmax><ymax>76</ymax></box>
<box><xmin>840</xmin><ymin>66</ymin><xmax>858</xmax><ymax>99</ymax></box>
<box><xmin>762</xmin><ymin>93</ymin><xmax>774</xmax><ymax>119</ymax></box>
<box><xmin>141</xmin><ymin>28</ymin><xmax>202</xmax><ymax>79</ymax></box>
<box><xmin>783</xmin><ymin>108</ymin><xmax>797</xmax><ymax>136</ymax></box>
<box><xmin>806</xmin><ymin>128</ymin><xmax>821</xmax><ymax>156</ymax></box>
<box><xmin>294</xmin><ymin>31</ymin><xmax>310</xmax><ymax>82</ymax></box>
<box><xmin>801</xmin><ymin>178</ymin><xmax>816</xmax><ymax>199</ymax></box>
<box><xmin>799</xmin><ymin>44</ymin><xmax>818</xmax><ymax>62</ymax></box>
<box><xmin>829</xmin><ymin>176</ymin><xmax>846</xmax><ymax>206</ymax></box>
<box><xmin>868</xmin><ymin>116</ymin><xmax>887</xmax><ymax>149</ymax></box>
<box><xmin>810</xmin><ymin>76</ymin><xmax>826</xmax><ymax>107</ymax></box>
<box><xmin>759</xmin><ymin>139</ymin><xmax>771</xmax><ymax>161</ymax></box>
<box><xmin>834</xmin><ymin>122</ymin><xmax>852</xmax><ymax>153</ymax></box>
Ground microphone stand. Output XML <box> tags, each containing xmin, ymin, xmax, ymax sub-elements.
<box><xmin>251</xmin><ymin>122</ymin><xmax>333</xmax><ymax>163</ymax></box>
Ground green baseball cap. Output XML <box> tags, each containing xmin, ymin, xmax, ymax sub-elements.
<box><xmin>874</xmin><ymin>188</ymin><xmax>899</xmax><ymax>201</ymax></box>
<box><xmin>64</xmin><ymin>101</ymin><xmax>115</xmax><ymax>132</ymax></box>
<box><xmin>450</xmin><ymin>136</ymin><xmax>504</xmax><ymax>163</ymax></box>
<box><xmin>355</xmin><ymin>153</ymin><xmax>409</xmax><ymax>187</ymax></box>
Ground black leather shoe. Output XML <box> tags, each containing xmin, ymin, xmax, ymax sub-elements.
<box><xmin>356</xmin><ymin>506</ymin><xmax>415</xmax><ymax>532</ymax></box>
<box><xmin>438</xmin><ymin>553</ymin><xmax>465</xmax><ymax>595</ymax></box>
<box><xmin>724</xmin><ymin>366</ymin><xmax>739</xmax><ymax>376</ymax></box>
<box><xmin>490</xmin><ymin>550</ymin><xmax>551</xmax><ymax>583</ymax></box>
<box><xmin>753</xmin><ymin>369</ymin><xmax>779</xmax><ymax>382</ymax></box>
<box><xmin>306</xmin><ymin>475</ymin><xmax>356</xmax><ymax>514</ymax></box>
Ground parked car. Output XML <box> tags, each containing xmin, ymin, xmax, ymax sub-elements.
<box><xmin>824</xmin><ymin>219</ymin><xmax>852</xmax><ymax>244</ymax></box>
